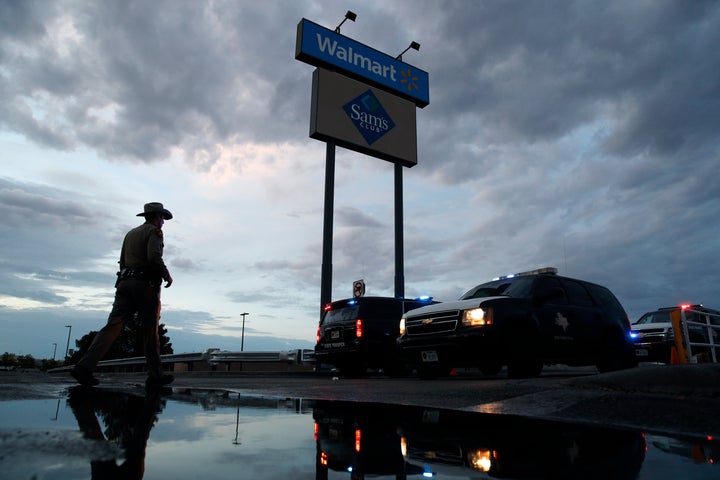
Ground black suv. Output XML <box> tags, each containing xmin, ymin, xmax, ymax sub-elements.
<box><xmin>315</xmin><ymin>296</ymin><xmax>437</xmax><ymax>377</ymax></box>
<box><xmin>397</xmin><ymin>268</ymin><xmax>637</xmax><ymax>378</ymax></box>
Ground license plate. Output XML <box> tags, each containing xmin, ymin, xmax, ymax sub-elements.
<box><xmin>421</xmin><ymin>351</ymin><xmax>439</xmax><ymax>362</ymax></box>
<box><xmin>330</xmin><ymin>330</ymin><xmax>340</xmax><ymax>339</ymax></box>
<box><xmin>635</xmin><ymin>348</ymin><xmax>648</xmax><ymax>357</ymax></box>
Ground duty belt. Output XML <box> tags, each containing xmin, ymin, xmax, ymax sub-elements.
<box><xmin>118</xmin><ymin>268</ymin><xmax>148</xmax><ymax>280</ymax></box>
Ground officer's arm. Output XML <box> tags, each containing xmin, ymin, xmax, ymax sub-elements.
<box><xmin>147</xmin><ymin>230</ymin><xmax>172</xmax><ymax>288</ymax></box>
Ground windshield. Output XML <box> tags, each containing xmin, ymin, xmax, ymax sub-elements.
<box><xmin>634</xmin><ymin>310</ymin><xmax>673</xmax><ymax>325</ymax></box>
<box><xmin>322</xmin><ymin>306</ymin><xmax>360</xmax><ymax>325</ymax></box>
<box><xmin>459</xmin><ymin>277</ymin><xmax>534</xmax><ymax>300</ymax></box>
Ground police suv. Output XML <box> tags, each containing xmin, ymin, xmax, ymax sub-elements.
<box><xmin>315</xmin><ymin>296</ymin><xmax>436</xmax><ymax>377</ymax></box>
<box><xmin>397</xmin><ymin>268</ymin><xmax>637</xmax><ymax>378</ymax></box>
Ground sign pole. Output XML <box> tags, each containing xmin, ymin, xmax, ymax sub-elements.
<box><xmin>320</xmin><ymin>140</ymin><xmax>336</xmax><ymax>316</ymax></box>
<box><xmin>394</xmin><ymin>161</ymin><xmax>405</xmax><ymax>299</ymax></box>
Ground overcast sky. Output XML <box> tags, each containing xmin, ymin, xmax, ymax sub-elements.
<box><xmin>2</xmin><ymin>0</ymin><xmax>718</xmax><ymax>359</ymax></box>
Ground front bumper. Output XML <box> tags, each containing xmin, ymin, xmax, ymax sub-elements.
<box><xmin>315</xmin><ymin>339</ymin><xmax>394</xmax><ymax>367</ymax></box>
<box><xmin>397</xmin><ymin>330</ymin><xmax>500</xmax><ymax>367</ymax></box>
<box><xmin>632</xmin><ymin>340</ymin><xmax>672</xmax><ymax>363</ymax></box>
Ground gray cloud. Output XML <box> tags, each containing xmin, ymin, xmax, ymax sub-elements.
<box><xmin>1</xmin><ymin>0</ymin><xmax>718</xmax><ymax>357</ymax></box>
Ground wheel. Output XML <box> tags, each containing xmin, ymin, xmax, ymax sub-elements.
<box><xmin>596</xmin><ymin>330</ymin><xmax>638</xmax><ymax>373</ymax></box>
<box><xmin>506</xmin><ymin>327</ymin><xmax>543</xmax><ymax>379</ymax></box>
<box><xmin>337</xmin><ymin>363</ymin><xmax>366</xmax><ymax>378</ymax></box>
<box><xmin>385</xmin><ymin>362</ymin><xmax>412</xmax><ymax>378</ymax></box>
<box><xmin>382</xmin><ymin>348</ymin><xmax>413</xmax><ymax>377</ymax></box>
<box><xmin>416</xmin><ymin>364</ymin><xmax>451</xmax><ymax>379</ymax></box>
<box><xmin>507</xmin><ymin>358</ymin><xmax>543</xmax><ymax>378</ymax></box>
<box><xmin>479</xmin><ymin>360</ymin><xmax>503</xmax><ymax>376</ymax></box>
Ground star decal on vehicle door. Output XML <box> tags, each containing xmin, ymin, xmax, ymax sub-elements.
<box><xmin>555</xmin><ymin>312</ymin><xmax>570</xmax><ymax>333</ymax></box>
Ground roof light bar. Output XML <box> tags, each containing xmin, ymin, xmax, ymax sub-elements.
<box><xmin>660</xmin><ymin>304</ymin><xmax>702</xmax><ymax>311</ymax></box>
<box><xmin>493</xmin><ymin>267</ymin><xmax>558</xmax><ymax>281</ymax></box>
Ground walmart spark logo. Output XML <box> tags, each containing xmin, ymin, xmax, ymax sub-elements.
<box><xmin>343</xmin><ymin>90</ymin><xmax>395</xmax><ymax>145</ymax></box>
<box><xmin>399</xmin><ymin>68</ymin><xmax>419</xmax><ymax>92</ymax></box>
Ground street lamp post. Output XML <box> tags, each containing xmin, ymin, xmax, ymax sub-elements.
<box><xmin>64</xmin><ymin>325</ymin><xmax>72</xmax><ymax>360</ymax></box>
<box><xmin>240</xmin><ymin>312</ymin><xmax>249</xmax><ymax>351</ymax></box>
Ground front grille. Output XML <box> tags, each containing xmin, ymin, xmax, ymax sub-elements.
<box><xmin>634</xmin><ymin>328</ymin><xmax>671</xmax><ymax>344</ymax></box>
<box><xmin>637</xmin><ymin>334</ymin><xmax>670</xmax><ymax>344</ymax></box>
<box><xmin>406</xmin><ymin>310</ymin><xmax>460</xmax><ymax>336</ymax></box>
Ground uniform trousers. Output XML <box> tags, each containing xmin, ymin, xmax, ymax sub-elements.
<box><xmin>77</xmin><ymin>277</ymin><xmax>164</xmax><ymax>378</ymax></box>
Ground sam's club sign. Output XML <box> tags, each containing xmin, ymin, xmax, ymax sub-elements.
<box><xmin>343</xmin><ymin>90</ymin><xmax>396</xmax><ymax>145</ymax></box>
<box><xmin>310</xmin><ymin>68</ymin><xmax>417</xmax><ymax>167</ymax></box>
<box><xmin>296</xmin><ymin>18</ymin><xmax>429</xmax><ymax>107</ymax></box>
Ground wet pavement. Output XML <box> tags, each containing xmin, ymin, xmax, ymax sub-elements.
<box><xmin>1</xmin><ymin>364</ymin><xmax>719</xmax><ymax>479</ymax></box>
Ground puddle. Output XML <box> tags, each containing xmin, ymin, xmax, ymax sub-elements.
<box><xmin>0</xmin><ymin>387</ymin><xmax>717</xmax><ymax>479</ymax></box>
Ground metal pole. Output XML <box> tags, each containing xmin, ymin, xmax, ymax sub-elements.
<box><xmin>52</xmin><ymin>343</ymin><xmax>57</xmax><ymax>360</ymax></box>
<box><xmin>64</xmin><ymin>325</ymin><xmax>72</xmax><ymax>359</ymax></box>
<box><xmin>240</xmin><ymin>312</ymin><xmax>249</xmax><ymax>351</ymax></box>
<box><xmin>320</xmin><ymin>140</ymin><xmax>336</xmax><ymax>316</ymax></box>
<box><xmin>233</xmin><ymin>404</ymin><xmax>241</xmax><ymax>445</ymax></box>
<box><xmin>394</xmin><ymin>161</ymin><xmax>405</xmax><ymax>299</ymax></box>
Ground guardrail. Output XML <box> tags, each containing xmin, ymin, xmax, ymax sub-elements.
<box><xmin>48</xmin><ymin>349</ymin><xmax>318</xmax><ymax>374</ymax></box>
<box><xmin>90</xmin><ymin>348</ymin><xmax>318</xmax><ymax>372</ymax></box>
<box><xmin>672</xmin><ymin>308</ymin><xmax>720</xmax><ymax>363</ymax></box>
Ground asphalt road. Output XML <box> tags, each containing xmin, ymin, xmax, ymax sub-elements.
<box><xmin>2</xmin><ymin>363</ymin><xmax>719</xmax><ymax>438</ymax></box>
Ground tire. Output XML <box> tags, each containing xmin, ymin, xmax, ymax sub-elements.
<box><xmin>383</xmin><ymin>349</ymin><xmax>413</xmax><ymax>377</ymax></box>
<box><xmin>507</xmin><ymin>358</ymin><xmax>543</xmax><ymax>379</ymax></box>
<box><xmin>416</xmin><ymin>364</ymin><xmax>451</xmax><ymax>379</ymax></box>
<box><xmin>479</xmin><ymin>360</ymin><xmax>503</xmax><ymax>376</ymax></box>
<box><xmin>506</xmin><ymin>326</ymin><xmax>543</xmax><ymax>379</ymax></box>
<box><xmin>384</xmin><ymin>360</ymin><xmax>412</xmax><ymax>377</ymax></box>
<box><xmin>338</xmin><ymin>363</ymin><xmax>366</xmax><ymax>378</ymax></box>
<box><xmin>597</xmin><ymin>330</ymin><xmax>638</xmax><ymax>373</ymax></box>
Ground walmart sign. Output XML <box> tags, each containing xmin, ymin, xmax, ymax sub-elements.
<box><xmin>296</xmin><ymin>18</ymin><xmax>429</xmax><ymax>108</ymax></box>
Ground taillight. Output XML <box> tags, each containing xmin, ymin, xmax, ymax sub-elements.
<box><xmin>356</xmin><ymin>319</ymin><xmax>364</xmax><ymax>338</ymax></box>
<box><xmin>355</xmin><ymin>428</ymin><xmax>362</xmax><ymax>452</ymax></box>
<box><xmin>316</xmin><ymin>325</ymin><xmax>321</xmax><ymax>343</ymax></box>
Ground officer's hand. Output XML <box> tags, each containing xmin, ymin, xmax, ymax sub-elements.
<box><xmin>164</xmin><ymin>273</ymin><xmax>173</xmax><ymax>288</ymax></box>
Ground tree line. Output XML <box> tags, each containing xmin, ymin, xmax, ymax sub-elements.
<box><xmin>1</xmin><ymin>319</ymin><xmax>173</xmax><ymax>371</ymax></box>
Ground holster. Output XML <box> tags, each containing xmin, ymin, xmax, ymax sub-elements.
<box><xmin>116</xmin><ymin>268</ymin><xmax>150</xmax><ymax>286</ymax></box>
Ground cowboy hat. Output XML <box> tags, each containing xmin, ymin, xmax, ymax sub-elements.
<box><xmin>137</xmin><ymin>202</ymin><xmax>173</xmax><ymax>220</ymax></box>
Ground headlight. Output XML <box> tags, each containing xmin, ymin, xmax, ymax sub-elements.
<box><xmin>462</xmin><ymin>308</ymin><xmax>491</xmax><ymax>326</ymax></box>
<box><xmin>467</xmin><ymin>449</ymin><xmax>494</xmax><ymax>472</ymax></box>
<box><xmin>399</xmin><ymin>318</ymin><xmax>407</xmax><ymax>335</ymax></box>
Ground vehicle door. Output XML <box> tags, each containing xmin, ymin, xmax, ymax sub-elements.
<box><xmin>559</xmin><ymin>279</ymin><xmax>600</xmax><ymax>357</ymax></box>
<box><xmin>531</xmin><ymin>276</ymin><xmax>573</xmax><ymax>358</ymax></box>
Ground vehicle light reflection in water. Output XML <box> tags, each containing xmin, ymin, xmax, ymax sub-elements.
<box><xmin>0</xmin><ymin>388</ymin><xmax>717</xmax><ymax>480</ymax></box>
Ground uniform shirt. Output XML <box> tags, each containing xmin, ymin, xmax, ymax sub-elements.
<box><xmin>119</xmin><ymin>222</ymin><xmax>169</xmax><ymax>279</ymax></box>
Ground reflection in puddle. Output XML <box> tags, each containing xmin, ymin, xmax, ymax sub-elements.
<box><xmin>0</xmin><ymin>388</ymin><xmax>717</xmax><ymax>479</ymax></box>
